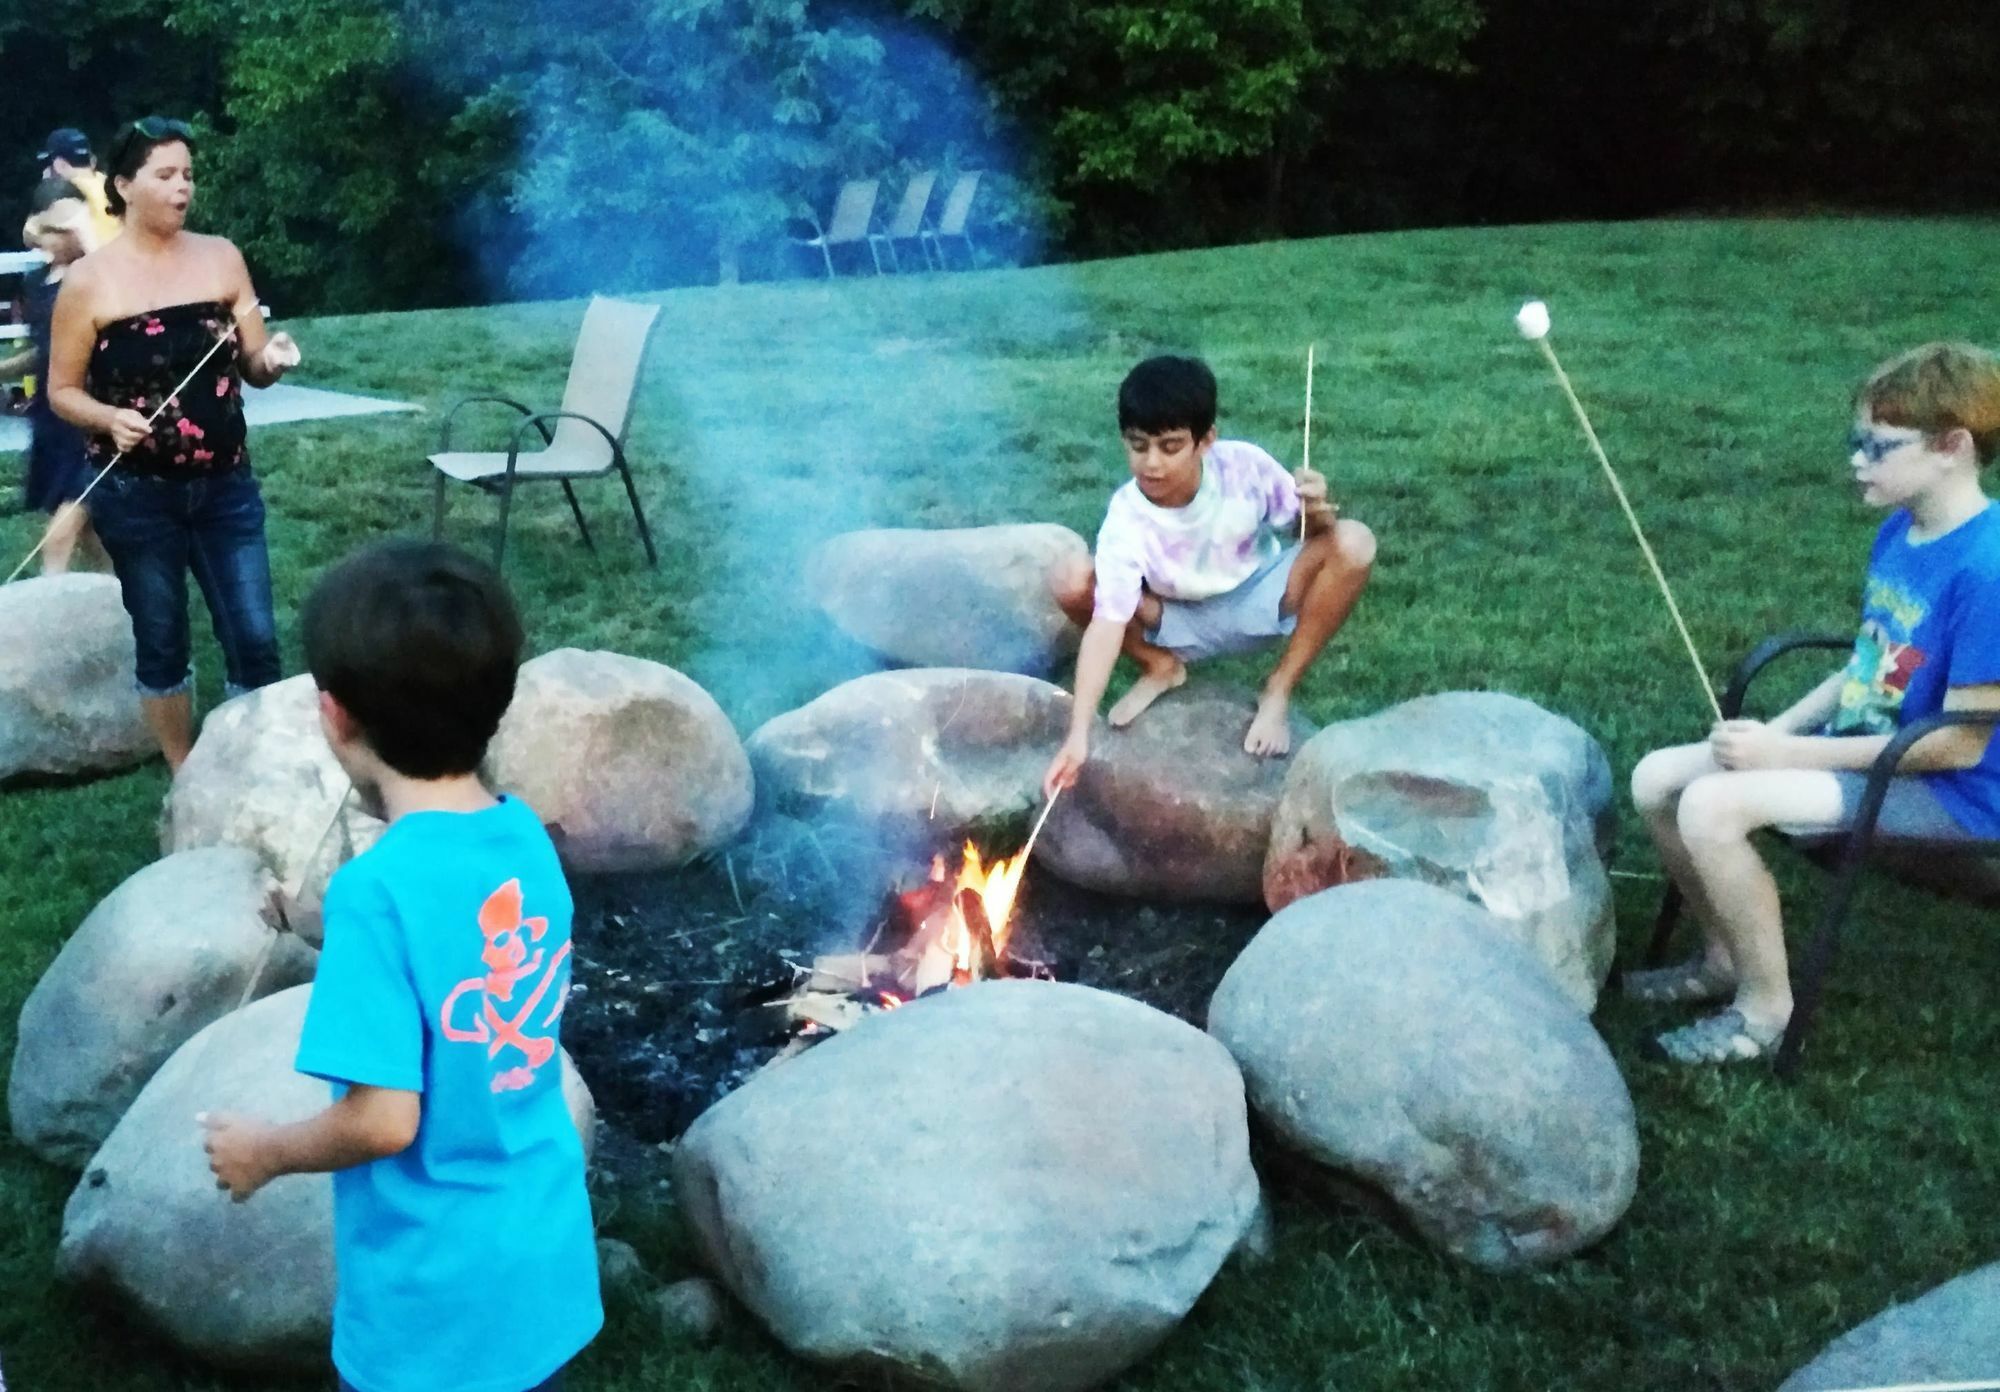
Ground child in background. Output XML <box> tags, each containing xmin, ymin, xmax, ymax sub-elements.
<box><xmin>1044</xmin><ymin>354</ymin><xmax>1376</xmax><ymax>794</ymax></box>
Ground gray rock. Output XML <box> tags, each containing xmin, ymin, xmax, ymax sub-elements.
<box><xmin>1779</xmin><ymin>1261</ymin><xmax>2000</xmax><ymax>1391</ymax></box>
<box><xmin>9</xmin><ymin>847</ymin><xmax>316</xmax><ymax>1168</ymax></box>
<box><xmin>57</xmin><ymin>984</ymin><xmax>597</xmax><ymax>1372</ymax></box>
<box><xmin>1038</xmin><ymin>688</ymin><xmax>1313</xmax><ymax>902</ymax></box>
<box><xmin>0</xmin><ymin>573</ymin><xmax>151</xmax><ymax>780</ymax></box>
<box><xmin>163</xmin><ymin>675</ymin><xmax>385</xmax><ymax>948</ymax></box>
<box><xmin>1263</xmin><ymin>690</ymin><xmax>1616</xmax><ymax>1009</ymax></box>
<box><xmin>1208</xmin><ymin>880</ymin><xmax>1638</xmax><ymax>1272</ymax></box>
<box><xmin>57</xmin><ymin>986</ymin><xmax>336</xmax><ymax>1371</ymax></box>
<box><xmin>747</xmin><ymin>668</ymin><xmax>1070</xmax><ymax>845</ymax></box>
<box><xmin>654</xmin><ymin>1277</ymin><xmax>725</xmax><ymax>1345</ymax></box>
<box><xmin>597</xmin><ymin>1236</ymin><xmax>652</xmax><ymax>1298</ymax></box>
<box><xmin>674</xmin><ymin>980</ymin><xmax>1260</xmax><ymax>1392</ymax></box>
<box><xmin>809</xmin><ymin>524</ymin><xmax>1088</xmax><ymax>676</ymax></box>
<box><xmin>486</xmin><ymin>649</ymin><xmax>754</xmax><ymax>873</ymax></box>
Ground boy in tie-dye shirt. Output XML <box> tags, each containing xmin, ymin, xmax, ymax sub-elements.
<box><xmin>1043</xmin><ymin>356</ymin><xmax>1377</xmax><ymax>794</ymax></box>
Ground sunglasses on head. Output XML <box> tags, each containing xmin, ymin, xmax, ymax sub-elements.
<box><xmin>111</xmin><ymin>116</ymin><xmax>194</xmax><ymax>170</ymax></box>
<box><xmin>1848</xmin><ymin>427</ymin><xmax>1921</xmax><ymax>464</ymax></box>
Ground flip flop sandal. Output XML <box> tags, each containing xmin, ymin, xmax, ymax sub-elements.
<box><xmin>1652</xmin><ymin>1009</ymin><xmax>1785</xmax><ymax>1065</ymax></box>
<box><xmin>1621</xmin><ymin>959</ymin><xmax>1737</xmax><ymax>1006</ymax></box>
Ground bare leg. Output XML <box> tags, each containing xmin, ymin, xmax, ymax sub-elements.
<box><xmin>39</xmin><ymin>503</ymin><xmax>87</xmax><ymax>576</ymax></box>
<box><xmin>1628</xmin><ymin>742</ymin><xmax>1738</xmax><ymax>992</ymax></box>
<box><xmin>141</xmin><ymin>690</ymin><xmax>196</xmax><ymax>774</ymax></box>
<box><xmin>1672</xmin><ymin>768</ymin><xmax>1847</xmax><ymax>1036</ymax></box>
<box><xmin>1246</xmin><ymin>519</ymin><xmax>1375</xmax><ymax>756</ymax></box>
<box><xmin>1048</xmin><ymin>552</ymin><xmax>1184</xmax><ymax>727</ymax></box>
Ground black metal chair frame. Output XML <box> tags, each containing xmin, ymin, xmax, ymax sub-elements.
<box><xmin>1642</xmin><ymin>631</ymin><xmax>2000</xmax><ymax>1078</ymax></box>
<box><xmin>429</xmin><ymin>397</ymin><xmax>659</xmax><ymax>571</ymax></box>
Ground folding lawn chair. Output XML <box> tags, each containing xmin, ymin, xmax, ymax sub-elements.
<box><xmin>874</xmin><ymin>170</ymin><xmax>938</xmax><ymax>271</ymax></box>
<box><xmin>1639</xmin><ymin>631</ymin><xmax>2000</xmax><ymax>1079</ymax></box>
<box><xmin>429</xmin><ymin>295</ymin><xmax>661</xmax><ymax>570</ymax></box>
<box><xmin>790</xmin><ymin>179</ymin><xmax>883</xmax><ymax>277</ymax></box>
<box><xmin>922</xmin><ymin>171</ymin><xmax>983</xmax><ymax>270</ymax></box>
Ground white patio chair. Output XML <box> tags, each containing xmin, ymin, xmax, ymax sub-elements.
<box><xmin>790</xmin><ymin>179</ymin><xmax>883</xmax><ymax>277</ymax></box>
<box><xmin>429</xmin><ymin>296</ymin><xmax>661</xmax><ymax>569</ymax></box>
<box><xmin>922</xmin><ymin>171</ymin><xmax>983</xmax><ymax>270</ymax></box>
<box><xmin>874</xmin><ymin>170</ymin><xmax>938</xmax><ymax>271</ymax></box>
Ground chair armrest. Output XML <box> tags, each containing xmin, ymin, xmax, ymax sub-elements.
<box><xmin>439</xmin><ymin>395</ymin><xmax>551</xmax><ymax>453</ymax></box>
<box><xmin>495</xmin><ymin>411</ymin><xmax>623</xmax><ymax>480</ymax></box>
<box><xmin>1841</xmin><ymin>709</ymin><xmax>2000</xmax><ymax>856</ymax></box>
<box><xmin>1725</xmin><ymin>632</ymin><xmax>1851</xmax><ymax>718</ymax></box>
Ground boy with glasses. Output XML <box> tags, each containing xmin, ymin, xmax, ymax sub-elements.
<box><xmin>1627</xmin><ymin>342</ymin><xmax>2000</xmax><ymax>1064</ymax></box>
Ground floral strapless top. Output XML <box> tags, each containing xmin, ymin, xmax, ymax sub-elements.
<box><xmin>84</xmin><ymin>300</ymin><xmax>246</xmax><ymax>476</ymax></box>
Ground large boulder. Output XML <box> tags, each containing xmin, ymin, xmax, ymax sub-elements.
<box><xmin>1037</xmin><ymin>688</ymin><xmax>1313</xmax><ymax>903</ymax></box>
<box><xmin>0</xmin><ymin>572</ymin><xmax>151</xmax><ymax>780</ymax></box>
<box><xmin>9</xmin><ymin>847</ymin><xmax>316</xmax><ymax>1168</ymax></box>
<box><xmin>747</xmin><ymin>669</ymin><xmax>1070</xmax><ymax>847</ymax></box>
<box><xmin>1207</xmin><ymin>880</ymin><xmax>1638</xmax><ymax>1272</ymax></box>
<box><xmin>675</xmin><ymin>980</ymin><xmax>1261</xmax><ymax>1392</ymax></box>
<box><xmin>486</xmin><ymin>648</ymin><xmax>753</xmax><ymax>873</ymax></box>
<box><xmin>163</xmin><ymin>675</ymin><xmax>384</xmax><ymax>947</ymax></box>
<box><xmin>58</xmin><ymin>984</ymin><xmax>597</xmax><ymax>1372</ymax></box>
<box><xmin>808</xmin><ymin>524</ymin><xmax>1088</xmax><ymax>676</ymax></box>
<box><xmin>1263</xmin><ymin>690</ymin><xmax>1615</xmax><ymax>1009</ymax></box>
<box><xmin>1779</xmin><ymin>1262</ymin><xmax>2000</xmax><ymax>1391</ymax></box>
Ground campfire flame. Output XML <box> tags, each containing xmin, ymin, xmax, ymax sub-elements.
<box><xmin>934</xmin><ymin>842</ymin><xmax>1026</xmax><ymax>976</ymax></box>
<box><xmin>773</xmin><ymin>839</ymin><xmax>1051</xmax><ymax>1049</ymax></box>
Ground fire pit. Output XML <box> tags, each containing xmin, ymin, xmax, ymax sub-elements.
<box><xmin>772</xmin><ymin>842</ymin><xmax>1057</xmax><ymax>1039</ymax></box>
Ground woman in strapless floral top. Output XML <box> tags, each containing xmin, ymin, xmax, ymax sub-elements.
<box><xmin>48</xmin><ymin>117</ymin><xmax>302</xmax><ymax>772</ymax></box>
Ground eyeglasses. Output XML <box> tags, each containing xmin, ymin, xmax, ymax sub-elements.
<box><xmin>109</xmin><ymin>116</ymin><xmax>194</xmax><ymax>172</ymax></box>
<box><xmin>1849</xmin><ymin>427</ymin><xmax>1921</xmax><ymax>465</ymax></box>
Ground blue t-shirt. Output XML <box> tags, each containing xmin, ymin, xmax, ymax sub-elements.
<box><xmin>1830</xmin><ymin>504</ymin><xmax>2000</xmax><ymax>834</ymax></box>
<box><xmin>296</xmin><ymin>795</ymin><xmax>602</xmax><ymax>1392</ymax></box>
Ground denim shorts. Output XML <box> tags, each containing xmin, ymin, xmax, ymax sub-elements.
<box><xmin>1825</xmin><ymin>771</ymin><xmax>1975</xmax><ymax>840</ymax></box>
<box><xmin>1146</xmin><ymin>545</ymin><xmax>1301</xmax><ymax>660</ymax></box>
<box><xmin>87</xmin><ymin>465</ymin><xmax>282</xmax><ymax>698</ymax></box>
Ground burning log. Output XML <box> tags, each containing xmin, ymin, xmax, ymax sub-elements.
<box><xmin>767</xmin><ymin>839</ymin><xmax>1055</xmax><ymax>1051</ymax></box>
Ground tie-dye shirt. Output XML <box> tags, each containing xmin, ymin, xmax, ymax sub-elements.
<box><xmin>1092</xmin><ymin>439</ymin><xmax>1300</xmax><ymax>623</ymax></box>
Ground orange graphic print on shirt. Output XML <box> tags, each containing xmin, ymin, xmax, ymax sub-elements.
<box><xmin>439</xmin><ymin>879</ymin><xmax>571</xmax><ymax>1094</ymax></box>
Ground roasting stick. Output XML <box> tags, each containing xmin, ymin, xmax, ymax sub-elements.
<box><xmin>5</xmin><ymin>326</ymin><xmax>239</xmax><ymax>585</ymax></box>
<box><xmin>1020</xmin><ymin>784</ymin><xmax>1064</xmax><ymax>865</ymax></box>
<box><xmin>1515</xmin><ymin>300</ymin><xmax>1722</xmax><ymax>724</ymax></box>
<box><xmin>1298</xmin><ymin>342</ymin><xmax>1315</xmax><ymax>543</ymax></box>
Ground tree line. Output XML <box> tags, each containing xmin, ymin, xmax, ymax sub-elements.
<box><xmin>4</xmin><ymin>0</ymin><xmax>1994</xmax><ymax>315</ymax></box>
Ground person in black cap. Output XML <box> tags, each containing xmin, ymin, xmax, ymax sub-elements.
<box><xmin>35</xmin><ymin>127</ymin><xmax>120</xmax><ymax>245</ymax></box>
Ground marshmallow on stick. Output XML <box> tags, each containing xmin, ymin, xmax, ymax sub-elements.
<box><xmin>1518</xmin><ymin>299</ymin><xmax>1721</xmax><ymax>722</ymax></box>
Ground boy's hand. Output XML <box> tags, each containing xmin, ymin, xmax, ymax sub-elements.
<box><xmin>1709</xmin><ymin>719</ymin><xmax>1789</xmax><ymax>770</ymax></box>
<box><xmin>1294</xmin><ymin>467</ymin><xmax>1337</xmax><ymax>530</ymax></box>
<box><xmin>199</xmin><ymin>1110</ymin><xmax>277</xmax><ymax>1202</ymax></box>
<box><xmin>1044</xmin><ymin>732</ymin><xmax>1090</xmax><ymax>798</ymax></box>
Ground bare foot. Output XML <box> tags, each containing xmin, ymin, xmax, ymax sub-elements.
<box><xmin>1244</xmin><ymin>689</ymin><xmax>1292</xmax><ymax>756</ymax></box>
<box><xmin>1107</xmin><ymin>659</ymin><xmax>1186</xmax><ymax>727</ymax></box>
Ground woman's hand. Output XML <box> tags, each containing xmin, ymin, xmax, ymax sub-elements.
<box><xmin>256</xmin><ymin>333</ymin><xmax>302</xmax><ymax>379</ymax></box>
<box><xmin>1294</xmin><ymin>466</ymin><xmax>1337</xmax><ymax>532</ymax></box>
<box><xmin>107</xmin><ymin>408</ymin><xmax>152</xmax><ymax>453</ymax></box>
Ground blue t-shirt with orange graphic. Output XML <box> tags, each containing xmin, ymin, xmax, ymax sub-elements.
<box><xmin>296</xmin><ymin>795</ymin><xmax>602</xmax><ymax>1392</ymax></box>
<box><xmin>1830</xmin><ymin>504</ymin><xmax>2000</xmax><ymax>835</ymax></box>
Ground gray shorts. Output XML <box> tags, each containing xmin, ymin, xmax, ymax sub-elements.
<box><xmin>1817</xmin><ymin>771</ymin><xmax>1975</xmax><ymax>841</ymax></box>
<box><xmin>1146</xmin><ymin>546</ymin><xmax>1300</xmax><ymax>661</ymax></box>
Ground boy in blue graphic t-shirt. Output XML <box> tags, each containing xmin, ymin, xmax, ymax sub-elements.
<box><xmin>201</xmin><ymin>540</ymin><xmax>601</xmax><ymax>1392</ymax></box>
<box><xmin>1627</xmin><ymin>343</ymin><xmax>2000</xmax><ymax>1066</ymax></box>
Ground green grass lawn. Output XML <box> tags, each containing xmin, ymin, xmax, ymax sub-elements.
<box><xmin>5</xmin><ymin>216</ymin><xmax>2000</xmax><ymax>1390</ymax></box>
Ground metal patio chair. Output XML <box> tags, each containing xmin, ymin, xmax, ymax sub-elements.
<box><xmin>1639</xmin><ymin>631</ymin><xmax>2000</xmax><ymax>1078</ymax></box>
<box><xmin>874</xmin><ymin>170</ymin><xmax>938</xmax><ymax>271</ymax></box>
<box><xmin>790</xmin><ymin>179</ymin><xmax>883</xmax><ymax>277</ymax></box>
<box><xmin>429</xmin><ymin>295</ymin><xmax>661</xmax><ymax>570</ymax></box>
<box><xmin>922</xmin><ymin>171</ymin><xmax>983</xmax><ymax>269</ymax></box>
